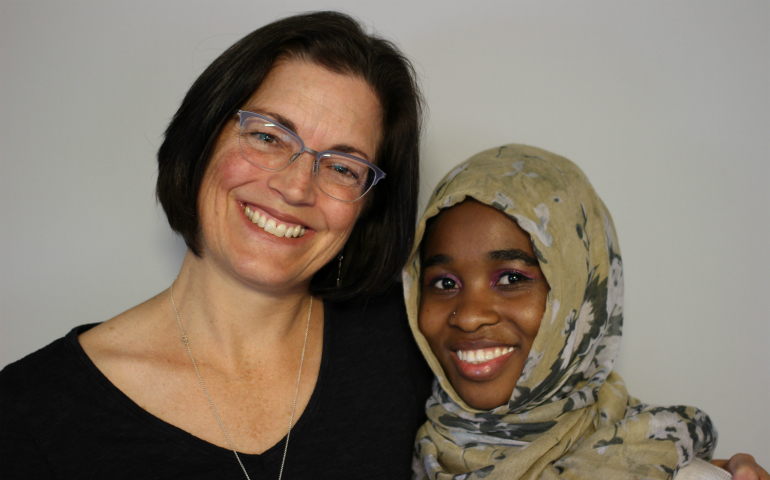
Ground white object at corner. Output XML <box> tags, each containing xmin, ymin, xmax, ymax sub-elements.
<box><xmin>675</xmin><ymin>458</ymin><xmax>732</xmax><ymax>480</ymax></box>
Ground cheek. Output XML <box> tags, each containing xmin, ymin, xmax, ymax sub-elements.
<box><xmin>517</xmin><ymin>292</ymin><xmax>549</xmax><ymax>351</ymax></box>
<box><xmin>417</xmin><ymin>302</ymin><xmax>453</xmax><ymax>372</ymax></box>
<box><xmin>523</xmin><ymin>304</ymin><xmax>545</xmax><ymax>337</ymax></box>
<box><xmin>529</xmin><ymin>289</ymin><xmax>549</xmax><ymax>334</ymax></box>
<box><xmin>199</xmin><ymin>148</ymin><xmax>250</xmax><ymax>203</ymax></box>
<box><xmin>322</xmin><ymin>199</ymin><xmax>362</xmax><ymax>234</ymax></box>
<box><xmin>418</xmin><ymin>300</ymin><xmax>443</xmax><ymax>344</ymax></box>
<box><xmin>217</xmin><ymin>150</ymin><xmax>256</xmax><ymax>190</ymax></box>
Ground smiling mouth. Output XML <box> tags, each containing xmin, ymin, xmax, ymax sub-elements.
<box><xmin>456</xmin><ymin>346</ymin><xmax>516</xmax><ymax>364</ymax></box>
<box><xmin>243</xmin><ymin>205</ymin><xmax>306</xmax><ymax>238</ymax></box>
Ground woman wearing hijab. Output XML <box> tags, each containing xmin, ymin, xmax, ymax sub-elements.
<box><xmin>404</xmin><ymin>144</ymin><xmax>763</xmax><ymax>479</ymax></box>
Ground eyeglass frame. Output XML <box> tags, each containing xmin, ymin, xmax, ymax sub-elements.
<box><xmin>236</xmin><ymin>110</ymin><xmax>386</xmax><ymax>203</ymax></box>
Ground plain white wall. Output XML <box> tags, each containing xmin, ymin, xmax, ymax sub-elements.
<box><xmin>1</xmin><ymin>0</ymin><xmax>768</xmax><ymax>464</ymax></box>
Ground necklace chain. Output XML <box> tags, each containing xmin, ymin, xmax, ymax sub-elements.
<box><xmin>170</xmin><ymin>283</ymin><xmax>312</xmax><ymax>480</ymax></box>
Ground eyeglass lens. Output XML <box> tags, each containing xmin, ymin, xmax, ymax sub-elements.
<box><xmin>239</xmin><ymin>114</ymin><xmax>375</xmax><ymax>202</ymax></box>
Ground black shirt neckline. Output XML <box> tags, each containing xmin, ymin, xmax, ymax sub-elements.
<box><xmin>63</xmin><ymin>301</ymin><xmax>333</xmax><ymax>467</ymax></box>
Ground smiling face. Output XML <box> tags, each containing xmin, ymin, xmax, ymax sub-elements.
<box><xmin>197</xmin><ymin>60</ymin><xmax>383</xmax><ymax>292</ymax></box>
<box><xmin>418</xmin><ymin>201</ymin><xmax>550</xmax><ymax>410</ymax></box>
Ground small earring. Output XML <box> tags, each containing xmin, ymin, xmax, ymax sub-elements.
<box><xmin>452</xmin><ymin>311</ymin><xmax>457</xmax><ymax>316</ymax></box>
<box><xmin>336</xmin><ymin>254</ymin><xmax>344</xmax><ymax>287</ymax></box>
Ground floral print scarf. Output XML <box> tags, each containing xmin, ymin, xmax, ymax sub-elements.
<box><xmin>403</xmin><ymin>144</ymin><xmax>716</xmax><ymax>480</ymax></box>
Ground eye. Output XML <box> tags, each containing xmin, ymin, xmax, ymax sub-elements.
<box><xmin>328</xmin><ymin>162</ymin><xmax>359</xmax><ymax>180</ymax></box>
<box><xmin>241</xmin><ymin>118</ymin><xmax>290</xmax><ymax>151</ymax></box>
<box><xmin>429</xmin><ymin>276</ymin><xmax>458</xmax><ymax>290</ymax></box>
<box><xmin>252</xmin><ymin>132</ymin><xmax>278</xmax><ymax>144</ymax></box>
<box><xmin>496</xmin><ymin>271</ymin><xmax>530</xmax><ymax>286</ymax></box>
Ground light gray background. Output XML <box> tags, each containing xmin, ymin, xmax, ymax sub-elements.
<box><xmin>1</xmin><ymin>0</ymin><xmax>768</xmax><ymax>464</ymax></box>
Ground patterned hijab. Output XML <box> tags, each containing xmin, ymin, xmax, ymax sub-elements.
<box><xmin>403</xmin><ymin>144</ymin><xmax>716</xmax><ymax>480</ymax></box>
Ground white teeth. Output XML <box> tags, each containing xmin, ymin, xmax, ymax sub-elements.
<box><xmin>456</xmin><ymin>346</ymin><xmax>515</xmax><ymax>364</ymax></box>
<box><xmin>244</xmin><ymin>205</ymin><xmax>306</xmax><ymax>239</ymax></box>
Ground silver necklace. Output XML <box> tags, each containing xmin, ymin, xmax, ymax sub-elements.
<box><xmin>170</xmin><ymin>283</ymin><xmax>312</xmax><ymax>480</ymax></box>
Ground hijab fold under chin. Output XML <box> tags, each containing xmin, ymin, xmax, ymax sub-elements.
<box><xmin>403</xmin><ymin>144</ymin><xmax>716</xmax><ymax>480</ymax></box>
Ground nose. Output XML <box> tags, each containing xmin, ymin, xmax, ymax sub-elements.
<box><xmin>266</xmin><ymin>151</ymin><xmax>317</xmax><ymax>205</ymax></box>
<box><xmin>448</xmin><ymin>287</ymin><xmax>501</xmax><ymax>332</ymax></box>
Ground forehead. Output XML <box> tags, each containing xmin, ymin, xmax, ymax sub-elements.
<box><xmin>241</xmin><ymin>60</ymin><xmax>382</xmax><ymax>146</ymax></box>
<box><xmin>423</xmin><ymin>201</ymin><xmax>534</xmax><ymax>258</ymax></box>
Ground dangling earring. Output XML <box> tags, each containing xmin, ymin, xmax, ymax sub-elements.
<box><xmin>336</xmin><ymin>253</ymin><xmax>344</xmax><ymax>287</ymax></box>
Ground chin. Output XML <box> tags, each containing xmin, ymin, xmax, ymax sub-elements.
<box><xmin>219</xmin><ymin>250</ymin><xmax>301</xmax><ymax>289</ymax></box>
<box><xmin>455</xmin><ymin>382</ymin><xmax>512</xmax><ymax>410</ymax></box>
<box><xmin>464</xmin><ymin>395</ymin><xmax>509</xmax><ymax>411</ymax></box>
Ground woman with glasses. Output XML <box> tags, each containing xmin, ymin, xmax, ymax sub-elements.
<box><xmin>1</xmin><ymin>11</ymin><xmax>431</xmax><ymax>479</ymax></box>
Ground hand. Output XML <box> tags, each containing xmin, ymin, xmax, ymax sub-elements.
<box><xmin>711</xmin><ymin>454</ymin><xmax>769</xmax><ymax>480</ymax></box>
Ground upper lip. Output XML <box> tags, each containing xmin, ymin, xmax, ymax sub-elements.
<box><xmin>239</xmin><ymin>200</ymin><xmax>309</xmax><ymax>228</ymax></box>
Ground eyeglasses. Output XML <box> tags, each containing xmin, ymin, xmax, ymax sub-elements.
<box><xmin>237</xmin><ymin>110</ymin><xmax>386</xmax><ymax>202</ymax></box>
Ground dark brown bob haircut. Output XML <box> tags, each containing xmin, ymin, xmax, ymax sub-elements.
<box><xmin>157</xmin><ymin>11</ymin><xmax>423</xmax><ymax>301</ymax></box>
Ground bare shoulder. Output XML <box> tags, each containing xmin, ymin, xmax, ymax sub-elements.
<box><xmin>77</xmin><ymin>289</ymin><xmax>202</xmax><ymax>421</ymax></box>
<box><xmin>79</xmin><ymin>289</ymin><xmax>180</xmax><ymax>381</ymax></box>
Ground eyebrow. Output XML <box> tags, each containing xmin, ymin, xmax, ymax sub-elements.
<box><xmin>423</xmin><ymin>249</ymin><xmax>538</xmax><ymax>269</ymax></box>
<box><xmin>487</xmin><ymin>249</ymin><xmax>539</xmax><ymax>266</ymax></box>
<box><xmin>422</xmin><ymin>254</ymin><xmax>452</xmax><ymax>269</ymax></box>
<box><xmin>245</xmin><ymin>108</ymin><xmax>372</xmax><ymax>162</ymax></box>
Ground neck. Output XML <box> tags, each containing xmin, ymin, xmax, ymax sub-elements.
<box><xmin>169</xmin><ymin>250</ymin><xmax>317</xmax><ymax>367</ymax></box>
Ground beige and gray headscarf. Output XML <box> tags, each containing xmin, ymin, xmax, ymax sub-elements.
<box><xmin>403</xmin><ymin>144</ymin><xmax>716</xmax><ymax>480</ymax></box>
